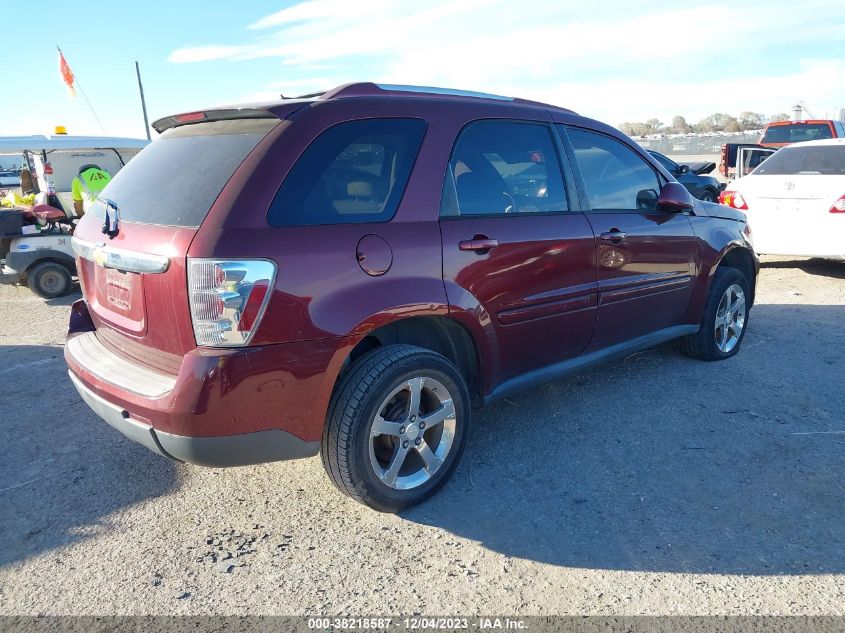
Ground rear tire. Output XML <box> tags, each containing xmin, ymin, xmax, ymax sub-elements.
<box><xmin>321</xmin><ymin>344</ymin><xmax>470</xmax><ymax>512</ymax></box>
<box><xmin>27</xmin><ymin>262</ymin><xmax>71</xmax><ymax>298</ymax></box>
<box><xmin>698</xmin><ymin>189</ymin><xmax>717</xmax><ymax>203</ymax></box>
<box><xmin>679</xmin><ymin>267</ymin><xmax>750</xmax><ymax>361</ymax></box>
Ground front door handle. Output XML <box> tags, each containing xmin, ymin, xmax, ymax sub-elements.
<box><xmin>599</xmin><ymin>229</ymin><xmax>627</xmax><ymax>243</ymax></box>
<box><xmin>459</xmin><ymin>237</ymin><xmax>499</xmax><ymax>253</ymax></box>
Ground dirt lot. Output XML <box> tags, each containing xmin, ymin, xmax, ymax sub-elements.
<box><xmin>1</xmin><ymin>257</ymin><xmax>843</xmax><ymax>615</ymax></box>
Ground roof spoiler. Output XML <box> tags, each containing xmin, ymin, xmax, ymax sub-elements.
<box><xmin>152</xmin><ymin>108</ymin><xmax>278</xmax><ymax>134</ymax></box>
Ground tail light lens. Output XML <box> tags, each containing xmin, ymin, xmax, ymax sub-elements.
<box><xmin>830</xmin><ymin>195</ymin><xmax>845</xmax><ymax>213</ymax></box>
<box><xmin>188</xmin><ymin>259</ymin><xmax>276</xmax><ymax>347</ymax></box>
<box><xmin>719</xmin><ymin>190</ymin><xmax>748</xmax><ymax>210</ymax></box>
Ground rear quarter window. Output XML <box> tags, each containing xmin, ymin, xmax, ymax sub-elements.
<box><xmin>267</xmin><ymin>118</ymin><xmax>427</xmax><ymax>226</ymax></box>
<box><xmin>88</xmin><ymin>118</ymin><xmax>277</xmax><ymax>227</ymax></box>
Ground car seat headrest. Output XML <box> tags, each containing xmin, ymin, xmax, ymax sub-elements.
<box><xmin>347</xmin><ymin>181</ymin><xmax>374</xmax><ymax>198</ymax></box>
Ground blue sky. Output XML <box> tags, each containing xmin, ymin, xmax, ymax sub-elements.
<box><xmin>3</xmin><ymin>0</ymin><xmax>844</xmax><ymax>138</ymax></box>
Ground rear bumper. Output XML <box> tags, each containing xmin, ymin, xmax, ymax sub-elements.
<box><xmin>69</xmin><ymin>372</ymin><xmax>319</xmax><ymax>466</ymax></box>
<box><xmin>65</xmin><ymin>299</ymin><xmax>346</xmax><ymax>466</ymax></box>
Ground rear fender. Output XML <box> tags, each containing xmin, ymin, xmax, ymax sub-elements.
<box><xmin>442</xmin><ymin>279</ymin><xmax>501</xmax><ymax>392</ymax></box>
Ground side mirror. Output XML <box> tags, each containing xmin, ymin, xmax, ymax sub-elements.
<box><xmin>657</xmin><ymin>182</ymin><xmax>695</xmax><ymax>212</ymax></box>
<box><xmin>676</xmin><ymin>164</ymin><xmax>690</xmax><ymax>175</ymax></box>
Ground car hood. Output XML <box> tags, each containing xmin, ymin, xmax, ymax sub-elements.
<box><xmin>685</xmin><ymin>161</ymin><xmax>716</xmax><ymax>175</ymax></box>
<box><xmin>696</xmin><ymin>200</ymin><xmax>746</xmax><ymax>222</ymax></box>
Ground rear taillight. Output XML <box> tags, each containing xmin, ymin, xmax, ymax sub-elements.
<box><xmin>188</xmin><ymin>259</ymin><xmax>276</xmax><ymax>347</ymax></box>
<box><xmin>830</xmin><ymin>195</ymin><xmax>845</xmax><ymax>213</ymax></box>
<box><xmin>719</xmin><ymin>190</ymin><xmax>748</xmax><ymax>210</ymax></box>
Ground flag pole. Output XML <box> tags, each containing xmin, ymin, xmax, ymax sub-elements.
<box><xmin>135</xmin><ymin>61</ymin><xmax>151</xmax><ymax>140</ymax></box>
<box><xmin>56</xmin><ymin>45</ymin><xmax>108</xmax><ymax>135</ymax></box>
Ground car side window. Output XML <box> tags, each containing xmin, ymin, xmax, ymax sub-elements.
<box><xmin>440</xmin><ymin>121</ymin><xmax>567</xmax><ymax>217</ymax></box>
<box><xmin>651</xmin><ymin>152</ymin><xmax>676</xmax><ymax>173</ymax></box>
<box><xmin>267</xmin><ymin>118</ymin><xmax>426</xmax><ymax>226</ymax></box>
<box><xmin>566</xmin><ymin>127</ymin><xmax>662</xmax><ymax>212</ymax></box>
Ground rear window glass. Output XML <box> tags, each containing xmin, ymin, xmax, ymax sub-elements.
<box><xmin>762</xmin><ymin>123</ymin><xmax>833</xmax><ymax>144</ymax></box>
<box><xmin>87</xmin><ymin>118</ymin><xmax>276</xmax><ymax>227</ymax></box>
<box><xmin>267</xmin><ymin>118</ymin><xmax>426</xmax><ymax>226</ymax></box>
<box><xmin>753</xmin><ymin>145</ymin><xmax>845</xmax><ymax>175</ymax></box>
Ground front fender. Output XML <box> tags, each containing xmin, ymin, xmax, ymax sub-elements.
<box><xmin>685</xmin><ymin>232</ymin><xmax>757</xmax><ymax>323</ymax></box>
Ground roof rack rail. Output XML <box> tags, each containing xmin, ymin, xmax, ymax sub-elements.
<box><xmin>318</xmin><ymin>82</ymin><xmax>515</xmax><ymax>102</ymax></box>
<box><xmin>279</xmin><ymin>82</ymin><xmax>574</xmax><ymax>112</ymax></box>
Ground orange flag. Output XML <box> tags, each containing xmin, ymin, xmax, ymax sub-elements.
<box><xmin>58</xmin><ymin>51</ymin><xmax>76</xmax><ymax>97</ymax></box>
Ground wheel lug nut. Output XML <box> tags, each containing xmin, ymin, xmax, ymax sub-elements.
<box><xmin>415</xmin><ymin>438</ymin><xmax>421</xmax><ymax>446</ymax></box>
<box><xmin>410</xmin><ymin>415</ymin><xmax>416</xmax><ymax>422</ymax></box>
<box><xmin>419</xmin><ymin>421</ymin><xmax>425</xmax><ymax>429</ymax></box>
<box><xmin>399</xmin><ymin>426</ymin><xmax>405</xmax><ymax>434</ymax></box>
<box><xmin>402</xmin><ymin>441</ymin><xmax>409</xmax><ymax>449</ymax></box>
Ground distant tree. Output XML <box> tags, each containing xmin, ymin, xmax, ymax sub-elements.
<box><xmin>643</xmin><ymin>118</ymin><xmax>663</xmax><ymax>134</ymax></box>
<box><xmin>671</xmin><ymin>115</ymin><xmax>692</xmax><ymax>133</ymax></box>
<box><xmin>622</xmin><ymin>111</ymin><xmax>796</xmax><ymax>136</ymax></box>
<box><xmin>693</xmin><ymin>118</ymin><xmax>711</xmax><ymax>133</ymax></box>
<box><xmin>724</xmin><ymin>117</ymin><xmax>741</xmax><ymax>133</ymax></box>
<box><xmin>618</xmin><ymin>122</ymin><xmax>636</xmax><ymax>136</ymax></box>
<box><xmin>738</xmin><ymin>111</ymin><xmax>766</xmax><ymax>130</ymax></box>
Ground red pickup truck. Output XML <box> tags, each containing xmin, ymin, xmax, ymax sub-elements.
<box><xmin>720</xmin><ymin>119</ymin><xmax>845</xmax><ymax>179</ymax></box>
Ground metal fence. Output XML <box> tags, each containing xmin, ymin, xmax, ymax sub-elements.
<box><xmin>633</xmin><ymin>132</ymin><xmax>759</xmax><ymax>156</ymax></box>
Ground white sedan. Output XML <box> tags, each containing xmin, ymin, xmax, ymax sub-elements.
<box><xmin>719</xmin><ymin>138</ymin><xmax>845</xmax><ymax>259</ymax></box>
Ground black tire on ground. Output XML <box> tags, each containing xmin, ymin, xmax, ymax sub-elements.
<box><xmin>679</xmin><ymin>266</ymin><xmax>751</xmax><ymax>361</ymax></box>
<box><xmin>698</xmin><ymin>189</ymin><xmax>717</xmax><ymax>203</ymax></box>
<box><xmin>27</xmin><ymin>262</ymin><xmax>72</xmax><ymax>298</ymax></box>
<box><xmin>321</xmin><ymin>344</ymin><xmax>471</xmax><ymax>512</ymax></box>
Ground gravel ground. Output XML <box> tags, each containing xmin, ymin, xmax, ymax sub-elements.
<box><xmin>1</xmin><ymin>257</ymin><xmax>843</xmax><ymax>616</ymax></box>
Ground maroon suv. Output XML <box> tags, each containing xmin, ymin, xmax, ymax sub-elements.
<box><xmin>65</xmin><ymin>83</ymin><xmax>757</xmax><ymax>511</ymax></box>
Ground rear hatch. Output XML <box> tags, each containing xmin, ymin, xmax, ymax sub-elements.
<box><xmin>72</xmin><ymin>115</ymin><xmax>281</xmax><ymax>371</ymax></box>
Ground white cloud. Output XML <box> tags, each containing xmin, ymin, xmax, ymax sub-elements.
<box><xmin>247</xmin><ymin>0</ymin><xmax>394</xmax><ymax>30</ymax></box>
<box><xmin>167</xmin><ymin>0</ymin><xmax>845</xmax><ymax>122</ymax></box>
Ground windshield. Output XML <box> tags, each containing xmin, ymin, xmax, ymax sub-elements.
<box><xmin>753</xmin><ymin>145</ymin><xmax>845</xmax><ymax>176</ymax></box>
<box><xmin>87</xmin><ymin>118</ymin><xmax>277</xmax><ymax>227</ymax></box>
<box><xmin>762</xmin><ymin>123</ymin><xmax>833</xmax><ymax>144</ymax></box>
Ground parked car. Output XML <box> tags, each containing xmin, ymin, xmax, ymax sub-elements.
<box><xmin>647</xmin><ymin>150</ymin><xmax>724</xmax><ymax>202</ymax></box>
<box><xmin>65</xmin><ymin>83</ymin><xmax>758</xmax><ymax>512</ymax></box>
<box><xmin>719</xmin><ymin>120</ymin><xmax>845</xmax><ymax>179</ymax></box>
<box><xmin>0</xmin><ymin>170</ymin><xmax>20</xmax><ymax>187</ymax></box>
<box><xmin>720</xmin><ymin>138</ymin><xmax>845</xmax><ymax>259</ymax></box>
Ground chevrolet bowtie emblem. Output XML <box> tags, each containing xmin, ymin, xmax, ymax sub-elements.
<box><xmin>93</xmin><ymin>248</ymin><xmax>108</xmax><ymax>266</ymax></box>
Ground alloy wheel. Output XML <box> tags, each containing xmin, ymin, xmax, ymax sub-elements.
<box><xmin>714</xmin><ymin>283</ymin><xmax>746</xmax><ymax>353</ymax></box>
<box><xmin>368</xmin><ymin>376</ymin><xmax>457</xmax><ymax>490</ymax></box>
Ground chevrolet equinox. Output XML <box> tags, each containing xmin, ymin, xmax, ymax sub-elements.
<box><xmin>66</xmin><ymin>83</ymin><xmax>757</xmax><ymax>511</ymax></box>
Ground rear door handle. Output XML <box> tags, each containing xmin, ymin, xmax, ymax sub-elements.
<box><xmin>599</xmin><ymin>230</ymin><xmax>627</xmax><ymax>243</ymax></box>
<box><xmin>459</xmin><ymin>237</ymin><xmax>499</xmax><ymax>252</ymax></box>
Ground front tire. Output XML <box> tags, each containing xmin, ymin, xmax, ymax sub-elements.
<box><xmin>321</xmin><ymin>344</ymin><xmax>471</xmax><ymax>512</ymax></box>
<box><xmin>680</xmin><ymin>267</ymin><xmax>750</xmax><ymax>361</ymax></box>
<box><xmin>27</xmin><ymin>262</ymin><xmax>72</xmax><ymax>298</ymax></box>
